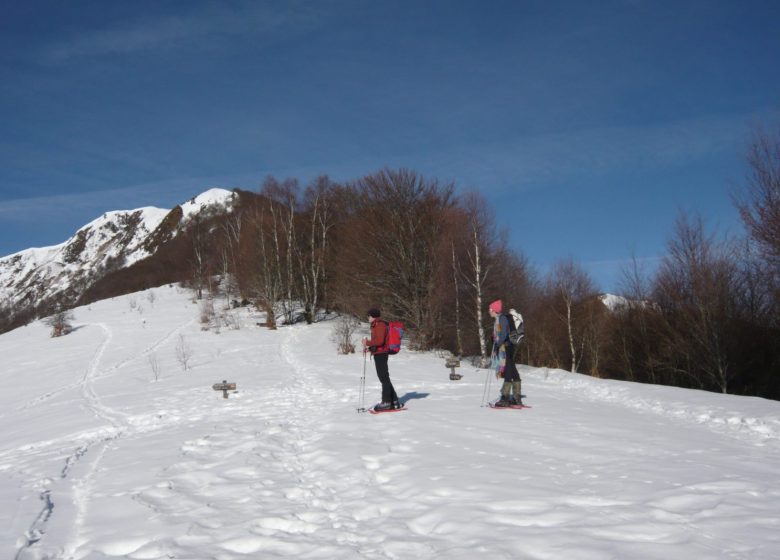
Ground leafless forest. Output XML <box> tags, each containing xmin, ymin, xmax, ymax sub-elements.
<box><xmin>3</xmin><ymin>126</ymin><xmax>779</xmax><ymax>400</ymax></box>
<box><xmin>193</xmin><ymin>123</ymin><xmax>779</xmax><ymax>400</ymax></box>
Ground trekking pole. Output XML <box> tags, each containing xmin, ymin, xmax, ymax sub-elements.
<box><xmin>357</xmin><ymin>348</ymin><xmax>368</xmax><ymax>413</ymax></box>
<box><xmin>481</xmin><ymin>354</ymin><xmax>495</xmax><ymax>407</ymax></box>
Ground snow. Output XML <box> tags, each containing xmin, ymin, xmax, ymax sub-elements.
<box><xmin>2</xmin><ymin>286</ymin><xmax>780</xmax><ymax>559</ymax></box>
<box><xmin>0</xmin><ymin>189</ymin><xmax>235</xmax><ymax>312</ymax></box>
<box><xmin>599</xmin><ymin>293</ymin><xmax>628</xmax><ymax>310</ymax></box>
<box><xmin>0</xmin><ymin>206</ymin><xmax>167</xmax><ymax>307</ymax></box>
<box><xmin>180</xmin><ymin>188</ymin><xmax>235</xmax><ymax>221</ymax></box>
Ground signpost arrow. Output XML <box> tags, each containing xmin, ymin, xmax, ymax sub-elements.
<box><xmin>212</xmin><ymin>380</ymin><xmax>237</xmax><ymax>398</ymax></box>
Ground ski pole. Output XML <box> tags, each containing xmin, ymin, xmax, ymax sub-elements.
<box><xmin>357</xmin><ymin>348</ymin><xmax>367</xmax><ymax>413</ymax></box>
<box><xmin>481</xmin><ymin>354</ymin><xmax>495</xmax><ymax>407</ymax></box>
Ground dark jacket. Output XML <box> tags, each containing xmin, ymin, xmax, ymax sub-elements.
<box><xmin>492</xmin><ymin>314</ymin><xmax>512</xmax><ymax>353</ymax></box>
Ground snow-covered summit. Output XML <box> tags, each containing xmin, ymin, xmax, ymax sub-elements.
<box><xmin>0</xmin><ymin>189</ymin><xmax>237</xmax><ymax>330</ymax></box>
<box><xmin>0</xmin><ymin>206</ymin><xmax>169</xmax><ymax>302</ymax></box>
<box><xmin>180</xmin><ymin>188</ymin><xmax>236</xmax><ymax>221</ymax></box>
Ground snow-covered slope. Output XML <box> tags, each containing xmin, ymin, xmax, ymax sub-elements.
<box><xmin>1</xmin><ymin>287</ymin><xmax>779</xmax><ymax>559</ymax></box>
<box><xmin>0</xmin><ymin>188</ymin><xmax>236</xmax><ymax>323</ymax></box>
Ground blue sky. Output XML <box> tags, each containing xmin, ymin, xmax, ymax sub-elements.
<box><xmin>1</xmin><ymin>0</ymin><xmax>779</xmax><ymax>292</ymax></box>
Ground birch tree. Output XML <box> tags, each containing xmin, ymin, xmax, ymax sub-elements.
<box><xmin>250</xmin><ymin>203</ymin><xmax>284</xmax><ymax>329</ymax></box>
<box><xmin>297</xmin><ymin>177</ymin><xmax>336</xmax><ymax>323</ymax></box>
<box><xmin>451</xmin><ymin>242</ymin><xmax>464</xmax><ymax>357</ymax></box>
<box><xmin>460</xmin><ymin>221</ymin><xmax>490</xmax><ymax>366</ymax></box>
<box><xmin>258</xmin><ymin>177</ymin><xmax>299</xmax><ymax>325</ymax></box>
<box><xmin>220</xmin><ymin>213</ymin><xmax>242</xmax><ymax>306</ymax></box>
<box><xmin>548</xmin><ymin>258</ymin><xmax>596</xmax><ymax>373</ymax></box>
<box><xmin>191</xmin><ymin>215</ymin><xmax>205</xmax><ymax>300</ymax></box>
<box><xmin>456</xmin><ymin>193</ymin><xmax>497</xmax><ymax>367</ymax></box>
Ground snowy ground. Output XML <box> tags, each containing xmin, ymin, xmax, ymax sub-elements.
<box><xmin>2</xmin><ymin>286</ymin><xmax>780</xmax><ymax>559</ymax></box>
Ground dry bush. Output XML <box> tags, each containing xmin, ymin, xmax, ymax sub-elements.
<box><xmin>331</xmin><ymin>315</ymin><xmax>359</xmax><ymax>354</ymax></box>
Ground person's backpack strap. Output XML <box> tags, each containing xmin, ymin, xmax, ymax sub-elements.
<box><xmin>507</xmin><ymin>310</ymin><xmax>524</xmax><ymax>345</ymax></box>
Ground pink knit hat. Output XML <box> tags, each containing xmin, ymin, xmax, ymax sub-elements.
<box><xmin>489</xmin><ymin>300</ymin><xmax>502</xmax><ymax>313</ymax></box>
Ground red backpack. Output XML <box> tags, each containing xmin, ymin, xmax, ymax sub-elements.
<box><xmin>383</xmin><ymin>320</ymin><xmax>404</xmax><ymax>354</ymax></box>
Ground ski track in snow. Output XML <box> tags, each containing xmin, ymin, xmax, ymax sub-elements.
<box><xmin>3</xmin><ymin>288</ymin><xmax>780</xmax><ymax>559</ymax></box>
<box><xmin>11</xmin><ymin>319</ymin><xmax>195</xmax><ymax>415</ymax></box>
<box><xmin>14</xmin><ymin>323</ymin><xmax>121</xmax><ymax>559</ymax></box>
<box><xmin>13</xmin><ymin>318</ymin><xmax>195</xmax><ymax>560</ymax></box>
<box><xmin>97</xmin><ymin>318</ymin><xmax>197</xmax><ymax>380</ymax></box>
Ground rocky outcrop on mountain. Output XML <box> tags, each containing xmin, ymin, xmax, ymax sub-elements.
<box><xmin>0</xmin><ymin>189</ymin><xmax>237</xmax><ymax>333</ymax></box>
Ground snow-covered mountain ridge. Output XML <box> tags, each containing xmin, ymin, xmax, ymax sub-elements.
<box><xmin>0</xmin><ymin>188</ymin><xmax>236</xmax><ymax>328</ymax></box>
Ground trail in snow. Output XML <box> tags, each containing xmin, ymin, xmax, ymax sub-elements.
<box><xmin>2</xmin><ymin>287</ymin><xmax>780</xmax><ymax>559</ymax></box>
<box><xmin>13</xmin><ymin>316</ymin><xmax>195</xmax><ymax>560</ymax></box>
<box><xmin>15</xmin><ymin>323</ymin><xmax>121</xmax><ymax>559</ymax></box>
<box><xmin>123</xmin><ymin>327</ymin><xmax>381</xmax><ymax>557</ymax></box>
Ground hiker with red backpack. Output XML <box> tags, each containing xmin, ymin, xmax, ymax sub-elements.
<box><xmin>362</xmin><ymin>307</ymin><xmax>402</xmax><ymax>411</ymax></box>
<box><xmin>489</xmin><ymin>299</ymin><xmax>524</xmax><ymax>407</ymax></box>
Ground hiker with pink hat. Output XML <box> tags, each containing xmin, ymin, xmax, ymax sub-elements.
<box><xmin>488</xmin><ymin>299</ymin><xmax>524</xmax><ymax>407</ymax></box>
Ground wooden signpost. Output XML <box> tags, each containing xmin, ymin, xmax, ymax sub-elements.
<box><xmin>212</xmin><ymin>380</ymin><xmax>237</xmax><ymax>398</ymax></box>
<box><xmin>446</xmin><ymin>357</ymin><xmax>462</xmax><ymax>380</ymax></box>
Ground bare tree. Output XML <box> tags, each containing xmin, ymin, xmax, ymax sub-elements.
<box><xmin>258</xmin><ymin>177</ymin><xmax>300</xmax><ymax>324</ymax></box>
<box><xmin>614</xmin><ymin>255</ymin><xmax>661</xmax><ymax>384</ymax></box>
<box><xmin>581</xmin><ymin>296</ymin><xmax>609</xmax><ymax>377</ymax></box>
<box><xmin>46</xmin><ymin>309</ymin><xmax>74</xmax><ymax>337</ymax></box>
<box><xmin>652</xmin><ymin>213</ymin><xmax>740</xmax><ymax>393</ymax></box>
<box><xmin>451</xmin><ymin>242</ymin><xmax>464</xmax><ymax>357</ymax></box>
<box><xmin>246</xmin><ymin>183</ymin><xmax>294</xmax><ymax>330</ymax></box>
<box><xmin>734</xmin><ymin>120</ymin><xmax>780</xmax><ymax>324</ymax></box>
<box><xmin>297</xmin><ymin>177</ymin><xmax>336</xmax><ymax>323</ymax></box>
<box><xmin>547</xmin><ymin>258</ymin><xmax>597</xmax><ymax>372</ymax></box>
<box><xmin>175</xmin><ymin>334</ymin><xmax>193</xmax><ymax>371</ymax></box>
<box><xmin>331</xmin><ymin>314</ymin><xmax>360</xmax><ymax>354</ymax></box>
<box><xmin>735</xmin><ymin>122</ymin><xmax>780</xmax><ymax>267</ymax></box>
<box><xmin>344</xmin><ymin>169</ymin><xmax>456</xmax><ymax>349</ymax></box>
<box><xmin>252</xmin><ymin>207</ymin><xmax>281</xmax><ymax>328</ymax></box>
<box><xmin>220</xmin><ymin>212</ymin><xmax>242</xmax><ymax>307</ymax></box>
<box><xmin>191</xmin><ymin>215</ymin><xmax>206</xmax><ymax>300</ymax></box>
<box><xmin>456</xmin><ymin>193</ymin><xmax>497</xmax><ymax>367</ymax></box>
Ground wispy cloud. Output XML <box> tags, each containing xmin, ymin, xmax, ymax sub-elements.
<box><xmin>0</xmin><ymin>179</ymin><xmax>205</xmax><ymax>222</ymax></box>
<box><xmin>429</xmin><ymin>111</ymin><xmax>762</xmax><ymax>193</ymax></box>
<box><xmin>43</xmin><ymin>2</ymin><xmax>318</xmax><ymax>62</ymax></box>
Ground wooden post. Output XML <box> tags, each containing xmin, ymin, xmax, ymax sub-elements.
<box><xmin>445</xmin><ymin>358</ymin><xmax>462</xmax><ymax>380</ymax></box>
<box><xmin>212</xmin><ymin>380</ymin><xmax>237</xmax><ymax>398</ymax></box>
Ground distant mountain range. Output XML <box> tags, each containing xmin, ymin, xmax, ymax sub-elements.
<box><xmin>0</xmin><ymin>188</ymin><xmax>237</xmax><ymax>333</ymax></box>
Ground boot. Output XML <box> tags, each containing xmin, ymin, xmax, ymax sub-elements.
<box><xmin>512</xmin><ymin>380</ymin><xmax>523</xmax><ymax>405</ymax></box>
<box><xmin>495</xmin><ymin>382</ymin><xmax>512</xmax><ymax>407</ymax></box>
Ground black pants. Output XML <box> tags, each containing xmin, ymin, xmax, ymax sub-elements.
<box><xmin>503</xmin><ymin>344</ymin><xmax>520</xmax><ymax>382</ymax></box>
<box><xmin>373</xmin><ymin>353</ymin><xmax>398</xmax><ymax>404</ymax></box>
